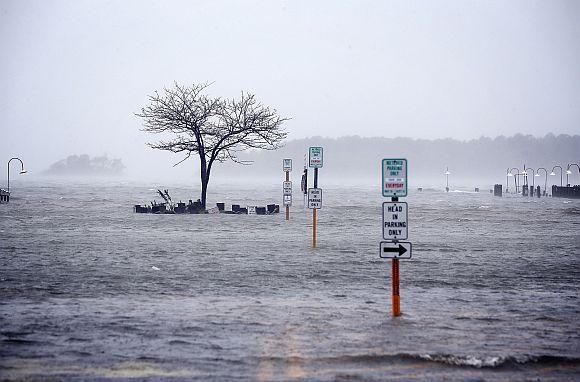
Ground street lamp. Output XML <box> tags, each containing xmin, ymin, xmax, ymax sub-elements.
<box><xmin>536</xmin><ymin>167</ymin><xmax>548</xmax><ymax>195</ymax></box>
<box><xmin>444</xmin><ymin>167</ymin><xmax>450</xmax><ymax>192</ymax></box>
<box><xmin>550</xmin><ymin>165</ymin><xmax>563</xmax><ymax>187</ymax></box>
<box><xmin>508</xmin><ymin>167</ymin><xmax>520</xmax><ymax>193</ymax></box>
<box><xmin>567</xmin><ymin>163</ymin><xmax>580</xmax><ymax>186</ymax></box>
<box><xmin>7</xmin><ymin>157</ymin><xmax>27</xmax><ymax>193</ymax></box>
<box><xmin>522</xmin><ymin>168</ymin><xmax>535</xmax><ymax>195</ymax></box>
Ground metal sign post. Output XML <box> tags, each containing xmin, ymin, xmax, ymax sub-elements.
<box><xmin>302</xmin><ymin>153</ymin><xmax>308</xmax><ymax>208</ymax></box>
<box><xmin>283</xmin><ymin>159</ymin><xmax>292</xmax><ymax>220</ymax></box>
<box><xmin>380</xmin><ymin>158</ymin><xmax>411</xmax><ymax>317</ymax></box>
<box><xmin>309</xmin><ymin>147</ymin><xmax>323</xmax><ymax>248</ymax></box>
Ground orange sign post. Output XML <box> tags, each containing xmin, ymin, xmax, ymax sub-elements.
<box><xmin>380</xmin><ymin>158</ymin><xmax>411</xmax><ymax>317</ymax></box>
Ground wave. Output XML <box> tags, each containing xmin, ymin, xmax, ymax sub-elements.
<box><xmin>563</xmin><ymin>207</ymin><xmax>580</xmax><ymax>215</ymax></box>
<box><xmin>418</xmin><ymin>354</ymin><xmax>580</xmax><ymax>368</ymax></box>
<box><xmin>449</xmin><ymin>190</ymin><xmax>477</xmax><ymax>193</ymax></box>
<box><xmin>254</xmin><ymin>353</ymin><xmax>580</xmax><ymax>369</ymax></box>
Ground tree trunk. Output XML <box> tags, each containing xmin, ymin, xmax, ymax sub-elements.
<box><xmin>200</xmin><ymin>159</ymin><xmax>215</xmax><ymax>211</ymax></box>
<box><xmin>199</xmin><ymin>155</ymin><xmax>208</xmax><ymax>209</ymax></box>
<box><xmin>200</xmin><ymin>178</ymin><xmax>208</xmax><ymax>210</ymax></box>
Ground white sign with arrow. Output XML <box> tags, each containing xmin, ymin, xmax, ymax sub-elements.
<box><xmin>379</xmin><ymin>242</ymin><xmax>412</xmax><ymax>259</ymax></box>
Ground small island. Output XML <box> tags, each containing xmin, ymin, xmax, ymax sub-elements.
<box><xmin>43</xmin><ymin>154</ymin><xmax>125</xmax><ymax>177</ymax></box>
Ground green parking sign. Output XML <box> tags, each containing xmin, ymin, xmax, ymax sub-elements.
<box><xmin>309</xmin><ymin>147</ymin><xmax>323</xmax><ymax>168</ymax></box>
<box><xmin>382</xmin><ymin>158</ymin><xmax>407</xmax><ymax>197</ymax></box>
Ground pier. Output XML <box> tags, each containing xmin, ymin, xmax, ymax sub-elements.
<box><xmin>552</xmin><ymin>185</ymin><xmax>580</xmax><ymax>199</ymax></box>
<box><xmin>501</xmin><ymin>163</ymin><xmax>579</xmax><ymax>199</ymax></box>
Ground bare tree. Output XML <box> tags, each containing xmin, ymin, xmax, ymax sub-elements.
<box><xmin>137</xmin><ymin>83</ymin><xmax>288</xmax><ymax>208</ymax></box>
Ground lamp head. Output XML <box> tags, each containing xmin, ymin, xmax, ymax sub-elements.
<box><xmin>566</xmin><ymin>170</ymin><xmax>572</xmax><ymax>174</ymax></box>
<box><xmin>20</xmin><ymin>170</ymin><xmax>27</xmax><ymax>174</ymax></box>
<box><xmin>508</xmin><ymin>173</ymin><xmax>513</xmax><ymax>177</ymax></box>
<box><xmin>534</xmin><ymin>173</ymin><xmax>540</xmax><ymax>177</ymax></box>
<box><xmin>445</xmin><ymin>171</ymin><xmax>451</xmax><ymax>175</ymax></box>
<box><xmin>550</xmin><ymin>172</ymin><xmax>556</xmax><ymax>176</ymax></box>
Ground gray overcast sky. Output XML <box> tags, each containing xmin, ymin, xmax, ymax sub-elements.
<box><xmin>1</xmin><ymin>0</ymin><xmax>579</xmax><ymax>175</ymax></box>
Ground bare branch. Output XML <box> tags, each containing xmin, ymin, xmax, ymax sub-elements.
<box><xmin>172</xmin><ymin>152</ymin><xmax>191</xmax><ymax>167</ymax></box>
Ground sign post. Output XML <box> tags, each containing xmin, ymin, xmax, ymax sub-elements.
<box><xmin>283</xmin><ymin>159</ymin><xmax>292</xmax><ymax>220</ymax></box>
<box><xmin>302</xmin><ymin>154</ymin><xmax>308</xmax><ymax>208</ymax></box>
<box><xmin>380</xmin><ymin>158</ymin><xmax>411</xmax><ymax>317</ymax></box>
<box><xmin>309</xmin><ymin>147</ymin><xmax>323</xmax><ymax>248</ymax></box>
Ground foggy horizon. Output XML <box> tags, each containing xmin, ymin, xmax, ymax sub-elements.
<box><xmin>2</xmin><ymin>2</ymin><xmax>580</xmax><ymax>379</ymax></box>
<box><xmin>9</xmin><ymin>132</ymin><xmax>578</xmax><ymax>193</ymax></box>
<box><xmin>2</xmin><ymin>0</ymin><xmax>580</xmax><ymax>180</ymax></box>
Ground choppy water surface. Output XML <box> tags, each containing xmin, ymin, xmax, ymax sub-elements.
<box><xmin>1</xmin><ymin>181</ymin><xmax>579</xmax><ymax>381</ymax></box>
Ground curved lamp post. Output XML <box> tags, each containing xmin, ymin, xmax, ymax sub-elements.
<box><xmin>522</xmin><ymin>168</ymin><xmax>535</xmax><ymax>195</ymax></box>
<box><xmin>523</xmin><ymin>168</ymin><xmax>535</xmax><ymax>188</ymax></box>
<box><xmin>508</xmin><ymin>167</ymin><xmax>520</xmax><ymax>193</ymax></box>
<box><xmin>7</xmin><ymin>157</ymin><xmax>27</xmax><ymax>193</ymax></box>
<box><xmin>506</xmin><ymin>167</ymin><xmax>510</xmax><ymax>193</ymax></box>
<box><xmin>567</xmin><ymin>163</ymin><xmax>580</xmax><ymax>186</ymax></box>
<box><xmin>536</xmin><ymin>167</ymin><xmax>548</xmax><ymax>195</ymax></box>
<box><xmin>550</xmin><ymin>165</ymin><xmax>563</xmax><ymax>187</ymax></box>
<box><xmin>445</xmin><ymin>167</ymin><xmax>450</xmax><ymax>192</ymax></box>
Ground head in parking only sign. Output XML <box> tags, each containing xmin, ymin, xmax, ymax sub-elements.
<box><xmin>308</xmin><ymin>188</ymin><xmax>322</xmax><ymax>209</ymax></box>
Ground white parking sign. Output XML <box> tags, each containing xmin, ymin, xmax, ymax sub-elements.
<box><xmin>383</xmin><ymin>202</ymin><xmax>408</xmax><ymax>240</ymax></box>
<box><xmin>283</xmin><ymin>159</ymin><xmax>292</xmax><ymax>172</ymax></box>
<box><xmin>309</xmin><ymin>147</ymin><xmax>323</xmax><ymax>168</ymax></box>
<box><xmin>308</xmin><ymin>188</ymin><xmax>322</xmax><ymax>209</ymax></box>
<box><xmin>382</xmin><ymin>158</ymin><xmax>407</xmax><ymax>197</ymax></box>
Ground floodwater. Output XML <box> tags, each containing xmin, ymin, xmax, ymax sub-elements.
<box><xmin>1</xmin><ymin>180</ymin><xmax>579</xmax><ymax>381</ymax></box>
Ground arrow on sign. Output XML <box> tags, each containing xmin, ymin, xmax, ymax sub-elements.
<box><xmin>383</xmin><ymin>244</ymin><xmax>407</xmax><ymax>256</ymax></box>
<box><xmin>380</xmin><ymin>241</ymin><xmax>412</xmax><ymax>259</ymax></box>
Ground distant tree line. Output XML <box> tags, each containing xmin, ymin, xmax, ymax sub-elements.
<box><xmin>218</xmin><ymin>134</ymin><xmax>580</xmax><ymax>184</ymax></box>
